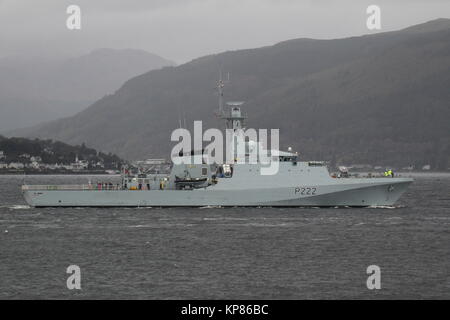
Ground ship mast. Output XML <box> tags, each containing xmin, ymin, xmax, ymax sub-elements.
<box><xmin>215</xmin><ymin>70</ymin><xmax>230</xmax><ymax>118</ymax></box>
<box><xmin>215</xmin><ymin>71</ymin><xmax>246</xmax><ymax>130</ymax></box>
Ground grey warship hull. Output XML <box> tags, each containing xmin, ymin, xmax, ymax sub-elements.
<box><xmin>23</xmin><ymin>173</ymin><xmax>412</xmax><ymax>208</ymax></box>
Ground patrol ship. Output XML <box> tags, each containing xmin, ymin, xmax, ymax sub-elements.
<box><xmin>22</xmin><ymin>84</ymin><xmax>413</xmax><ymax>207</ymax></box>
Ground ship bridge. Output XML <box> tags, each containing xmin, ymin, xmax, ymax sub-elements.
<box><xmin>220</xmin><ymin>101</ymin><xmax>247</xmax><ymax>131</ymax></box>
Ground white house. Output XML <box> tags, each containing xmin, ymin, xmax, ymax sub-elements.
<box><xmin>30</xmin><ymin>161</ymin><xmax>41</xmax><ymax>169</ymax></box>
<box><xmin>8</xmin><ymin>162</ymin><xmax>25</xmax><ymax>169</ymax></box>
<box><xmin>71</xmin><ymin>155</ymin><xmax>89</xmax><ymax>170</ymax></box>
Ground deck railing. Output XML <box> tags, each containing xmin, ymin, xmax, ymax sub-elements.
<box><xmin>22</xmin><ymin>184</ymin><xmax>122</xmax><ymax>191</ymax></box>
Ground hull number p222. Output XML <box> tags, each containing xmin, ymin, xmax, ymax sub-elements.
<box><xmin>295</xmin><ymin>187</ymin><xmax>317</xmax><ymax>196</ymax></box>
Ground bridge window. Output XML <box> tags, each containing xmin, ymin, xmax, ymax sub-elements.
<box><xmin>308</xmin><ymin>161</ymin><xmax>325</xmax><ymax>167</ymax></box>
<box><xmin>278</xmin><ymin>156</ymin><xmax>298</xmax><ymax>162</ymax></box>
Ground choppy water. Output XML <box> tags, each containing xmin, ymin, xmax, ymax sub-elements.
<box><xmin>0</xmin><ymin>173</ymin><xmax>449</xmax><ymax>299</ymax></box>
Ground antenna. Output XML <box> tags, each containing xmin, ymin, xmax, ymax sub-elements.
<box><xmin>177</xmin><ymin>107</ymin><xmax>182</xmax><ymax>128</ymax></box>
<box><xmin>182</xmin><ymin>108</ymin><xmax>187</xmax><ymax>129</ymax></box>
<box><xmin>177</xmin><ymin>107</ymin><xmax>187</xmax><ymax>129</ymax></box>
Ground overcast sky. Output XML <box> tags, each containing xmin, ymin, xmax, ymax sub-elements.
<box><xmin>0</xmin><ymin>0</ymin><xmax>449</xmax><ymax>63</ymax></box>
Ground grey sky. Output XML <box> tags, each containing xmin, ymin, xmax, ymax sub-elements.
<box><xmin>0</xmin><ymin>0</ymin><xmax>449</xmax><ymax>63</ymax></box>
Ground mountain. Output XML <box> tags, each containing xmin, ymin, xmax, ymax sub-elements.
<box><xmin>0</xmin><ymin>49</ymin><xmax>175</xmax><ymax>131</ymax></box>
<box><xmin>10</xmin><ymin>19</ymin><xmax>450</xmax><ymax>170</ymax></box>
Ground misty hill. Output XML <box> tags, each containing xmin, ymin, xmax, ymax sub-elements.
<box><xmin>11</xmin><ymin>19</ymin><xmax>450</xmax><ymax>170</ymax></box>
<box><xmin>0</xmin><ymin>49</ymin><xmax>174</xmax><ymax>131</ymax></box>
